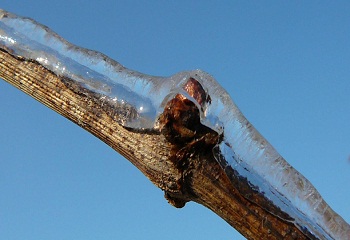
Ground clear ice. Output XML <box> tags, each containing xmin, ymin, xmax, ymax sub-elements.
<box><xmin>1</xmin><ymin>9</ymin><xmax>349</xmax><ymax>239</ymax></box>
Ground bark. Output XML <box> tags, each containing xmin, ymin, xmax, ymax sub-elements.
<box><xmin>0</xmin><ymin>48</ymin><xmax>314</xmax><ymax>239</ymax></box>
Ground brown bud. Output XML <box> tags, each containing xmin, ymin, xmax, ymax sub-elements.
<box><xmin>182</xmin><ymin>77</ymin><xmax>209</xmax><ymax>107</ymax></box>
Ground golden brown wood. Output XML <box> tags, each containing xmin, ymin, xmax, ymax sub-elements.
<box><xmin>0</xmin><ymin>48</ymin><xmax>312</xmax><ymax>239</ymax></box>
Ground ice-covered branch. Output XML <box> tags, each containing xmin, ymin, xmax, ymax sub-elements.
<box><xmin>1</xmin><ymin>9</ymin><xmax>349</xmax><ymax>239</ymax></box>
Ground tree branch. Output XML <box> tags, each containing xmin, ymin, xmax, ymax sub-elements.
<box><xmin>1</xmin><ymin>46</ymin><xmax>314</xmax><ymax>239</ymax></box>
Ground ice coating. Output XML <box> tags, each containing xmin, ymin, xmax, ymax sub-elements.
<box><xmin>0</xmin><ymin>9</ymin><xmax>180</xmax><ymax>129</ymax></box>
<box><xmin>192</xmin><ymin>72</ymin><xmax>350</xmax><ymax>238</ymax></box>
<box><xmin>186</xmin><ymin>71</ymin><xmax>350</xmax><ymax>239</ymax></box>
<box><xmin>1</xmin><ymin>9</ymin><xmax>349</xmax><ymax>239</ymax></box>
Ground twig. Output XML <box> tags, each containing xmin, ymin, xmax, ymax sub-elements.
<box><xmin>0</xmin><ymin>46</ymin><xmax>312</xmax><ymax>239</ymax></box>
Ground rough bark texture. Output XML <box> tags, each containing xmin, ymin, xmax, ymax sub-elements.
<box><xmin>0</xmin><ymin>48</ymin><xmax>313</xmax><ymax>239</ymax></box>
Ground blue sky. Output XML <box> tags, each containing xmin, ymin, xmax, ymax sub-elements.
<box><xmin>1</xmin><ymin>1</ymin><xmax>349</xmax><ymax>239</ymax></box>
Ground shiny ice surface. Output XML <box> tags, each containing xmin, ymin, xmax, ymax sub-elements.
<box><xmin>0</xmin><ymin>9</ymin><xmax>176</xmax><ymax>129</ymax></box>
<box><xmin>183</xmin><ymin>71</ymin><xmax>350</xmax><ymax>239</ymax></box>
<box><xmin>1</xmin><ymin>9</ymin><xmax>349</xmax><ymax>239</ymax></box>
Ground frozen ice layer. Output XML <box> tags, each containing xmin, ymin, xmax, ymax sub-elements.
<box><xmin>1</xmin><ymin>9</ymin><xmax>349</xmax><ymax>239</ymax></box>
<box><xmin>0</xmin><ymin>9</ymin><xmax>174</xmax><ymax>129</ymax></box>
<box><xmin>191</xmin><ymin>71</ymin><xmax>350</xmax><ymax>239</ymax></box>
